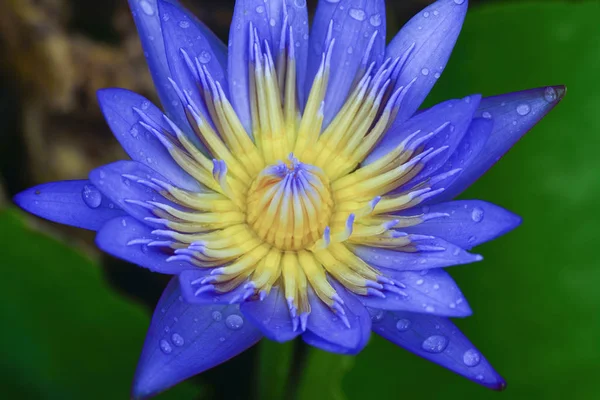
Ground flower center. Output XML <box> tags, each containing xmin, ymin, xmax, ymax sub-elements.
<box><xmin>246</xmin><ymin>155</ymin><xmax>332</xmax><ymax>251</ymax></box>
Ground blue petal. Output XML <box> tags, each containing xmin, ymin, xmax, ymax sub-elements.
<box><xmin>128</xmin><ymin>0</ymin><xmax>196</xmax><ymax>131</ymax></box>
<box><xmin>438</xmin><ymin>85</ymin><xmax>566</xmax><ymax>201</ymax></box>
<box><xmin>13</xmin><ymin>180</ymin><xmax>125</xmax><ymax>231</ymax></box>
<box><xmin>402</xmin><ymin>200</ymin><xmax>521</xmax><ymax>250</ymax></box>
<box><xmin>96</xmin><ymin>216</ymin><xmax>192</xmax><ymax>274</ymax></box>
<box><xmin>386</xmin><ymin>0</ymin><xmax>468</xmax><ymax>123</ymax></box>
<box><xmin>304</xmin><ymin>283</ymin><xmax>371</xmax><ymax>354</ymax></box>
<box><xmin>241</xmin><ymin>286</ymin><xmax>302</xmax><ymax>342</ymax></box>
<box><xmin>372</xmin><ymin>310</ymin><xmax>506</xmax><ymax>390</ymax></box>
<box><xmin>422</xmin><ymin>118</ymin><xmax>493</xmax><ymax>202</ymax></box>
<box><xmin>307</xmin><ymin>0</ymin><xmax>386</xmax><ymax>125</ymax></box>
<box><xmin>132</xmin><ymin>277</ymin><xmax>263</xmax><ymax>399</ymax></box>
<box><xmin>97</xmin><ymin>88</ymin><xmax>200</xmax><ymax>191</ymax></box>
<box><xmin>228</xmin><ymin>0</ymin><xmax>309</xmax><ymax>132</ymax></box>
<box><xmin>360</xmin><ymin>269</ymin><xmax>471</xmax><ymax>317</ymax></box>
<box><xmin>89</xmin><ymin>161</ymin><xmax>180</xmax><ymax>226</ymax></box>
<box><xmin>352</xmin><ymin>237</ymin><xmax>482</xmax><ymax>272</ymax></box>
<box><xmin>365</xmin><ymin>95</ymin><xmax>480</xmax><ymax>171</ymax></box>
<box><xmin>158</xmin><ymin>0</ymin><xmax>228</xmax><ymax>129</ymax></box>
<box><xmin>179</xmin><ymin>270</ymin><xmax>252</xmax><ymax>305</ymax></box>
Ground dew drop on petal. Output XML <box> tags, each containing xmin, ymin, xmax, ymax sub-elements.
<box><xmin>159</xmin><ymin>339</ymin><xmax>172</xmax><ymax>354</ymax></box>
<box><xmin>82</xmin><ymin>185</ymin><xmax>102</xmax><ymax>208</ymax></box>
<box><xmin>349</xmin><ymin>8</ymin><xmax>366</xmax><ymax>21</ymax></box>
<box><xmin>370</xmin><ymin>309</ymin><xmax>385</xmax><ymax>323</ymax></box>
<box><xmin>482</xmin><ymin>111</ymin><xmax>492</xmax><ymax>119</ymax></box>
<box><xmin>225</xmin><ymin>314</ymin><xmax>244</xmax><ymax>330</ymax></box>
<box><xmin>423</xmin><ymin>11</ymin><xmax>430</xmax><ymax>18</ymax></box>
<box><xmin>516</xmin><ymin>103</ymin><xmax>531</xmax><ymax>116</ymax></box>
<box><xmin>212</xmin><ymin>310</ymin><xmax>223</xmax><ymax>321</ymax></box>
<box><xmin>171</xmin><ymin>333</ymin><xmax>185</xmax><ymax>347</ymax></box>
<box><xmin>463</xmin><ymin>348</ymin><xmax>482</xmax><ymax>367</ymax></box>
<box><xmin>256</xmin><ymin>5</ymin><xmax>265</xmax><ymax>13</ymax></box>
<box><xmin>139</xmin><ymin>0</ymin><xmax>154</xmax><ymax>16</ymax></box>
<box><xmin>471</xmin><ymin>207</ymin><xmax>484</xmax><ymax>223</ymax></box>
<box><xmin>454</xmin><ymin>0</ymin><xmax>466</xmax><ymax>4</ymax></box>
<box><xmin>179</xmin><ymin>20</ymin><xmax>190</xmax><ymax>29</ymax></box>
<box><xmin>544</xmin><ymin>86</ymin><xmax>558</xmax><ymax>102</ymax></box>
<box><xmin>369</xmin><ymin>14</ymin><xmax>382</xmax><ymax>27</ymax></box>
<box><xmin>396</xmin><ymin>319</ymin><xmax>411</xmax><ymax>332</ymax></box>
<box><xmin>421</xmin><ymin>68</ymin><xmax>430</xmax><ymax>76</ymax></box>
<box><xmin>421</xmin><ymin>335</ymin><xmax>448</xmax><ymax>353</ymax></box>
<box><xmin>198</xmin><ymin>50</ymin><xmax>212</xmax><ymax>64</ymax></box>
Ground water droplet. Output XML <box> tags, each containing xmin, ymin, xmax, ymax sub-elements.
<box><xmin>295</xmin><ymin>0</ymin><xmax>306</xmax><ymax>7</ymax></box>
<box><xmin>416</xmin><ymin>279</ymin><xmax>424</xmax><ymax>286</ymax></box>
<box><xmin>198</xmin><ymin>50</ymin><xmax>212</xmax><ymax>64</ymax></box>
<box><xmin>423</xmin><ymin>11</ymin><xmax>430</xmax><ymax>18</ymax></box>
<box><xmin>463</xmin><ymin>348</ymin><xmax>481</xmax><ymax>367</ymax></box>
<box><xmin>471</xmin><ymin>207</ymin><xmax>484</xmax><ymax>223</ymax></box>
<box><xmin>347</xmin><ymin>46</ymin><xmax>353</xmax><ymax>54</ymax></box>
<box><xmin>82</xmin><ymin>185</ymin><xmax>102</xmax><ymax>208</ymax></box>
<box><xmin>349</xmin><ymin>8</ymin><xmax>366</xmax><ymax>21</ymax></box>
<box><xmin>433</xmin><ymin>10</ymin><xmax>440</xmax><ymax>16</ymax></box>
<box><xmin>482</xmin><ymin>111</ymin><xmax>492</xmax><ymax>119</ymax></box>
<box><xmin>516</xmin><ymin>103</ymin><xmax>531</xmax><ymax>116</ymax></box>
<box><xmin>121</xmin><ymin>219</ymin><xmax>127</xmax><ymax>227</ymax></box>
<box><xmin>159</xmin><ymin>339</ymin><xmax>172</xmax><ymax>354</ymax></box>
<box><xmin>454</xmin><ymin>0</ymin><xmax>466</xmax><ymax>4</ymax></box>
<box><xmin>370</xmin><ymin>309</ymin><xmax>385</xmax><ymax>323</ymax></box>
<box><xmin>425</xmin><ymin>305</ymin><xmax>435</xmax><ymax>313</ymax></box>
<box><xmin>475</xmin><ymin>374</ymin><xmax>484</xmax><ymax>381</ymax></box>
<box><xmin>434</xmin><ymin>72</ymin><xmax>441</xmax><ymax>79</ymax></box>
<box><xmin>179</xmin><ymin>20</ymin><xmax>190</xmax><ymax>29</ymax></box>
<box><xmin>433</xmin><ymin>284</ymin><xmax>440</xmax><ymax>290</ymax></box>
<box><xmin>212</xmin><ymin>311</ymin><xmax>223</xmax><ymax>321</ymax></box>
<box><xmin>171</xmin><ymin>333</ymin><xmax>185</xmax><ymax>347</ymax></box>
<box><xmin>421</xmin><ymin>68</ymin><xmax>430</xmax><ymax>76</ymax></box>
<box><xmin>225</xmin><ymin>314</ymin><xmax>244</xmax><ymax>330</ymax></box>
<box><xmin>256</xmin><ymin>5</ymin><xmax>265</xmax><ymax>13</ymax></box>
<box><xmin>369</xmin><ymin>14</ymin><xmax>382</xmax><ymax>27</ymax></box>
<box><xmin>219</xmin><ymin>337</ymin><xmax>226</xmax><ymax>342</ymax></box>
<box><xmin>139</xmin><ymin>0</ymin><xmax>154</xmax><ymax>16</ymax></box>
<box><xmin>421</xmin><ymin>335</ymin><xmax>448</xmax><ymax>353</ymax></box>
<box><xmin>544</xmin><ymin>86</ymin><xmax>557</xmax><ymax>102</ymax></box>
<box><xmin>141</xmin><ymin>101</ymin><xmax>150</xmax><ymax>110</ymax></box>
<box><xmin>269</xmin><ymin>18</ymin><xmax>276</xmax><ymax>27</ymax></box>
<box><xmin>396</xmin><ymin>319</ymin><xmax>411</xmax><ymax>332</ymax></box>
<box><xmin>164</xmin><ymin>326</ymin><xmax>170</xmax><ymax>333</ymax></box>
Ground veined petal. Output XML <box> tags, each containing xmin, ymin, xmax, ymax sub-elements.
<box><xmin>97</xmin><ymin>88</ymin><xmax>200</xmax><ymax>191</ymax></box>
<box><xmin>307</xmin><ymin>0</ymin><xmax>386</xmax><ymax>125</ymax></box>
<box><xmin>352</xmin><ymin>237</ymin><xmax>482</xmax><ymax>272</ymax></box>
<box><xmin>372</xmin><ymin>310</ymin><xmax>506</xmax><ymax>390</ymax></box>
<box><xmin>365</xmin><ymin>95</ymin><xmax>480</xmax><ymax>168</ymax></box>
<box><xmin>158</xmin><ymin>0</ymin><xmax>228</xmax><ymax>128</ymax></box>
<box><xmin>241</xmin><ymin>286</ymin><xmax>302</xmax><ymax>342</ymax></box>
<box><xmin>132</xmin><ymin>277</ymin><xmax>263</xmax><ymax>399</ymax></box>
<box><xmin>402</xmin><ymin>200</ymin><xmax>521</xmax><ymax>250</ymax></box>
<box><xmin>361</xmin><ymin>269</ymin><xmax>472</xmax><ymax>317</ymax></box>
<box><xmin>13</xmin><ymin>180</ymin><xmax>125</xmax><ymax>231</ymax></box>
<box><xmin>228</xmin><ymin>0</ymin><xmax>309</xmax><ymax>132</ymax></box>
<box><xmin>304</xmin><ymin>283</ymin><xmax>371</xmax><ymax>354</ymax></box>
<box><xmin>89</xmin><ymin>161</ymin><xmax>181</xmax><ymax>226</ymax></box>
<box><xmin>438</xmin><ymin>85</ymin><xmax>566</xmax><ymax>201</ymax></box>
<box><xmin>96</xmin><ymin>216</ymin><xmax>192</xmax><ymax>274</ymax></box>
<box><xmin>386</xmin><ymin>0</ymin><xmax>468</xmax><ymax>123</ymax></box>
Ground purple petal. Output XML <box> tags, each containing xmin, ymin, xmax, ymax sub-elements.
<box><xmin>365</xmin><ymin>95</ymin><xmax>480</xmax><ymax>170</ymax></box>
<box><xmin>228</xmin><ymin>0</ymin><xmax>309</xmax><ymax>132</ymax></box>
<box><xmin>304</xmin><ymin>283</ymin><xmax>371</xmax><ymax>354</ymax></box>
<box><xmin>132</xmin><ymin>277</ymin><xmax>263</xmax><ymax>399</ymax></box>
<box><xmin>88</xmin><ymin>161</ymin><xmax>179</xmax><ymax>226</ymax></box>
<box><xmin>372</xmin><ymin>310</ymin><xmax>506</xmax><ymax>390</ymax></box>
<box><xmin>179</xmin><ymin>270</ymin><xmax>251</xmax><ymax>305</ymax></box>
<box><xmin>402</xmin><ymin>200</ymin><xmax>521</xmax><ymax>250</ymax></box>
<box><xmin>97</xmin><ymin>88</ymin><xmax>200</xmax><ymax>191</ymax></box>
<box><xmin>307</xmin><ymin>0</ymin><xmax>386</xmax><ymax>125</ymax></box>
<box><xmin>361</xmin><ymin>269</ymin><xmax>471</xmax><ymax>317</ymax></box>
<box><xmin>352</xmin><ymin>237</ymin><xmax>482</xmax><ymax>272</ymax></box>
<box><xmin>386</xmin><ymin>0</ymin><xmax>468</xmax><ymax>123</ymax></box>
<box><xmin>13</xmin><ymin>180</ymin><xmax>126</xmax><ymax>231</ymax></box>
<box><xmin>96</xmin><ymin>216</ymin><xmax>191</xmax><ymax>274</ymax></box>
<box><xmin>158</xmin><ymin>0</ymin><xmax>227</xmax><ymax>127</ymax></box>
<box><xmin>241</xmin><ymin>286</ymin><xmax>302</xmax><ymax>342</ymax></box>
<box><xmin>438</xmin><ymin>85</ymin><xmax>566</xmax><ymax>201</ymax></box>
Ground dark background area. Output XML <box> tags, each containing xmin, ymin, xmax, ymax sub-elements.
<box><xmin>1</xmin><ymin>1</ymin><xmax>598</xmax><ymax>400</ymax></box>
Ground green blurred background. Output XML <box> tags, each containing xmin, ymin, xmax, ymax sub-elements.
<box><xmin>0</xmin><ymin>0</ymin><xmax>598</xmax><ymax>399</ymax></box>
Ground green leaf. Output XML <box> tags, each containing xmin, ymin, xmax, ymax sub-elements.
<box><xmin>257</xmin><ymin>340</ymin><xmax>294</xmax><ymax>400</ymax></box>
<box><xmin>298</xmin><ymin>2</ymin><xmax>600</xmax><ymax>399</ymax></box>
<box><xmin>0</xmin><ymin>209</ymin><xmax>201</xmax><ymax>399</ymax></box>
